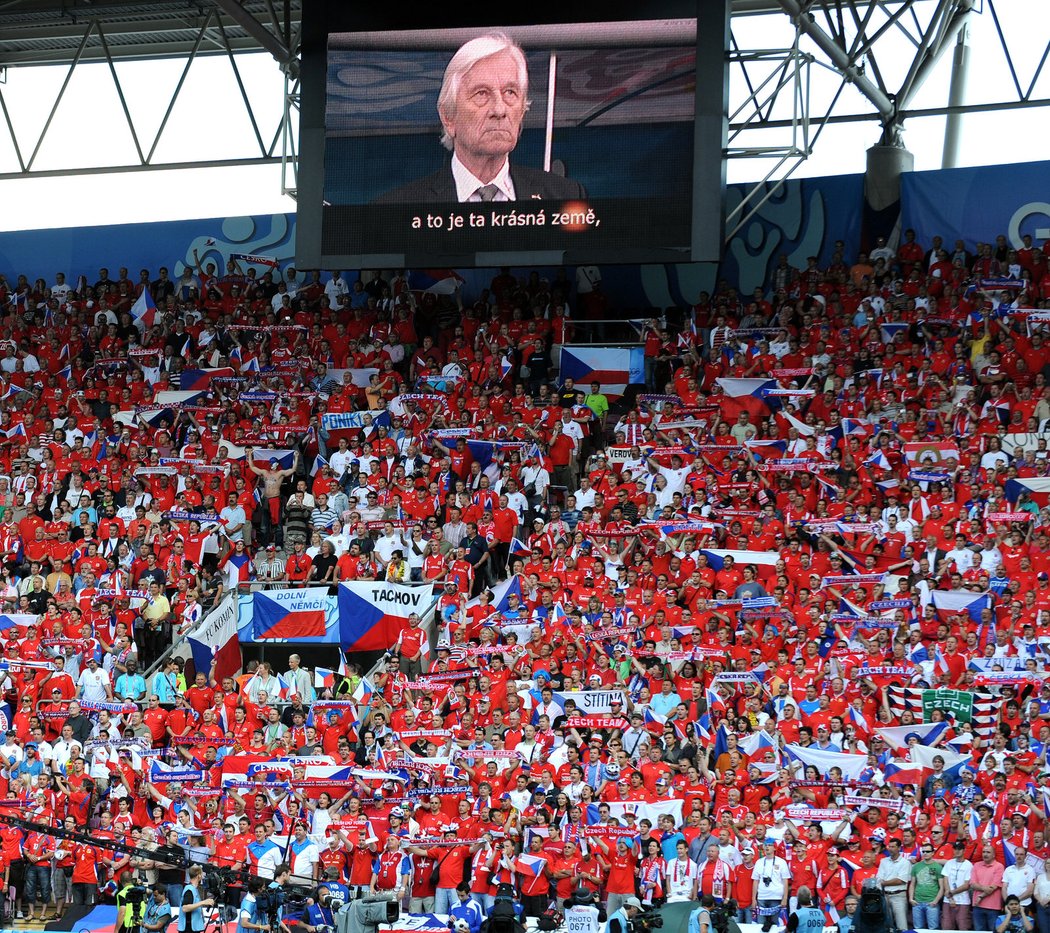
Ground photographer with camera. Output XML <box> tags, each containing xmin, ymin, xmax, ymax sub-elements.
<box><xmin>606</xmin><ymin>895</ymin><xmax>642</xmax><ymax>933</ymax></box>
<box><xmin>142</xmin><ymin>886</ymin><xmax>174</xmax><ymax>933</ymax></box>
<box><xmin>116</xmin><ymin>871</ymin><xmax>151</xmax><ymax>933</ymax></box>
<box><xmin>177</xmin><ymin>866</ymin><xmax>214</xmax><ymax>933</ymax></box>
<box><xmin>236</xmin><ymin>878</ymin><xmax>272</xmax><ymax>933</ymax></box>
<box><xmin>265</xmin><ymin>864</ymin><xmax>293</xmax><ymax>933</ymax></box>
<box><xmin>301</xmin><ymin>882</ymin><xmax>338</xmax><ymax>933</ymax></box>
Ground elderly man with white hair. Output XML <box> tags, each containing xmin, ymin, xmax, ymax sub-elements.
<box><xmin>283</xmin><ymin>654</ymin><xmax>315</xmax><ymax>703</ymax></box>
<box><xmin>376</xmin><ymin>32</ymin><xmax>585</xmax><ymax>203</ymax></box>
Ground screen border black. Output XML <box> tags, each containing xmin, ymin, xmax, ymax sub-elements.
<box><xmin>295</xmin><ymin>0</ymin><xmax>726</xmax><ymax>270</ymax></box>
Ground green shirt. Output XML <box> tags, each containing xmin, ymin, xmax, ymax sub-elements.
<box><xmin>911</xmin><ymin>859</ymin><xmax>944</xmax><ymax>903</ymax></box>
<box><xmin>584</xmin><ymin>392</ymin><xmax>609</xmax><ymax>419</ymax></box>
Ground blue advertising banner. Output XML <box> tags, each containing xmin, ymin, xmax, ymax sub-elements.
<box><xmin>902</xmin><ymin>159</ymin><xmax>1050</xmax><ymax>250</ymax></box>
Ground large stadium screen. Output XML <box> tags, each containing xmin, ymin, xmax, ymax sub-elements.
<box><xmin>300</xmin><ymin>14</ymin><xmax>720</xmax><ymax>268</ymax></box>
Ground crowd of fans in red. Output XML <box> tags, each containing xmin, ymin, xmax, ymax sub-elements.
<box><xmin>0</xmin><ymin>229</ymin><xmax>1047</xmax><ymax>931</ymax></box>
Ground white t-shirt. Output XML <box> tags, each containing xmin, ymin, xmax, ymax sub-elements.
<box><xmin>752</xmin><ymin>855</ymin><xmax>791</xmax><ymax>900</ymax></box>
<box><xmin>665</xmin><ymin>856</ymin><xmax>699</xmax><ymax>901</ymax></box>
<box><xmin>77</xmin><ymin>666</ymin><xmax>111</xmax><ymax>702</ymax></box>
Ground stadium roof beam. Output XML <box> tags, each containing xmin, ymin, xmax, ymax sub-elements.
<box><xmin>0</xmin><ymin>0</ymin><xmax>302</xmax><ymax>66</ymax></box>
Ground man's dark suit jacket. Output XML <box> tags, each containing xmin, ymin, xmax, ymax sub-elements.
<box><xmin>374</xmin><ymin>163</ymin><xmax>586</xmax><ymax>204</ymax></box>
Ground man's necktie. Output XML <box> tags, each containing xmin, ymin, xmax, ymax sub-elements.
<box><xmin>476</xmin><ymin>184</ymin><xmax>500</xmax><ymax>201</ymax></box>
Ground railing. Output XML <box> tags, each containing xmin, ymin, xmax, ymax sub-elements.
<box><xmin>560</xmin><ymin>317</ymin><xmax>651</xmax><ymax>345</ymax></box>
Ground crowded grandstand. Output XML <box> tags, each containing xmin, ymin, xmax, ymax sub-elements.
<box><xmin>0</xmin><ymin>228</ymin><xmax>1047</xmax><ymax>933</ymax></box>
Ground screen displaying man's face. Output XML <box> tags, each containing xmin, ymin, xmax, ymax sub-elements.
<box><xmin>319</xmin><ymin>19</ymin><xmax>705</xmax><ymax>264</ymax></box>
<box><xmin>442</xmin><ymin>49</ymin><xmax>526</xmax><ymax>169</ymax></box>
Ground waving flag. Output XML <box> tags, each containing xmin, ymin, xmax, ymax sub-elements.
<box><xmin>907</xmin><ymin>743</ymin><xmax>972</xmax><ymax>779</ymax></box>
<box><xmin>848</xmin><ymin>706</ymin><xmax>870</xmax><ymax>735</ymax></box>
<box><xmin>252</xmin><ymin>448</ymin><xmax>297</xmax><ymax>470</ymax></box>
<box><xmin>737</xmin><ymin>730</ymin><xmax>775</xmax><ymax>757</ymax></box>
<box><xmin>879</xmin><ymin>322</ymin><xmax>909</xmax><ymax>343</ymax></box>
<box><xmin>409</xmin><ymin>269</ymin><xmax>464</xmax><ymax>295</ymax></box>
<box><xmin>715</xmin><ymin>378</ymin><xmax>779</xmax><ymax>421</ymax></box>
<box><xmin>875</xmin><ymin>721</ymin><xmax>950</xmax><ymax>752</ymax></box>
<box><xmin>252</xmin><ymin>587</ymin><xmax>329</xmax><ymax>640</ymax></box>
<box><xmin>780</xmin><ymin>410</ymin><xmax>815</xmax><ymax>436</ymax></box>
<box><xmin>515</xmin><ymin>854</ymin><xmax>548</xmax><ymax>879</ymax></box>
<box><xmin>864</xmin><ymin>450</ymin><xmax>892</xmax><ymax>471</ymax></box>
<box><xmin>745</xmin><ymin>439</ymin><xmax>788</xmax><ymax>461</ymax></box>
<box><xmin>560</xmin><ymin>346</ymin><xmax>644</xmax><ymax>398</ymax></box>
<box><xmin>509</xmin><ymin>538</ymin><xmax>531</xmax><ymax>558</ymax></box>
<box><xmin>352</xmin><ymin>676</ymin><xmax>375</xmax><ymax>705</ymax></box>
<box><xmin>785</xmin><ymin>744</ymin><xmax>870</xmax><ymax>780</ymax></box>
<box><xmin>314</xmin><ymin>668</ymin><xmax>337</xmax><ymax>690</ymax></box>
<box><xmin>1004</xmin><ymin>477</ymin><xmax>1050</xmax><ymax>505</ymax></box>
<box><xmin>643</xmin><ymin>708</ymin><xmax>667</xmax><ymax>734</ymax></box>
<box><xmin>180</xmin><ymin>367</ymin><xmax>235</xmax><ymax>391</ymax></box>
<box><xmin>930</xmin><ymin>590</ymin><xmax>993</xmax><ymax>624</ymax></box>
<box><xmin>830</xmin><ymin>418</ymin><xmax>873</xmax><ymax>443</ymax></box>
<box><xmin>130</xmin><ymin>288</ymin><xmax>157</xmax><ymax>330</ymax></box>
<box><xmin>186</xmin><ymin>595</ymin><xmax>240</xmax><ymax>681</ymax></box>
<box><xmin>883</xmin><ymin>759</ymin><xmax>925</xmax><ymax>785</ymax></box>
<box><xmin>701</xmin><ymin>549</ymin><xmax>781</xmax><ymax>573</ymax></box>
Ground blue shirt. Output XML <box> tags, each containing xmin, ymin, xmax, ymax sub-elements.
<box><xmin>650</xmin><ymin>692</ymin><xmax>682</xmax><ymax>717</ymax></box>
<box><xmin>449</xmin><ymin>898</ymin><xmax>485</xmax><ymax>933</ymax></box>
<box><xmin>116</xmin><ymin>673</ymin><xmax>147</xmax><ymax>700</ymax></box>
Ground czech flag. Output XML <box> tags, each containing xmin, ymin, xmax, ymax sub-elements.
<box><xmin>883</xmin><ymin>759</ymin><xmax>925</xmax><ymax>786</ymax></box>
<box><xmin>186</xmin><ymin>595</ymin><xmax>241</xmax><ymax>682</ymax></box>
<box><xmin>352</xmin><ymin>676</ymin><xmax>375</xmax><ymax>705</ymax></box>
<box><xmin>829</xmin><ymin>419</ymin><xmax>873</xmax><ymax>442</ymax></box>
<box><xmin>252</xmin><ymin>448</ymin><xmax>297</xmax><ymax>470</ymax></box>
<box><xmin>848</xmin><ymin>706</ymin><xmax>870</xmax><ymax>736</ymax></box>
<box><xmin>314</xmin><ymin>667</ymin><xmax>337</xmax><ymax>690</ymax></box>
<box><xmin>252</xmin><ymin>590</ymin><xmax>327</xmax><ymax>640</ymax></box>
<box><xmin>715</xmin><ymin>378</ymin><xmax>779</xmax><ymax>422</ymax></box>
<box><xmin>701</xmin><ymin>548</ymin><xmax>780</xmax><ymax>583</ymax></box>
<box><xmin>930</xmin><ymin>590</ymin><xmax>993</xmax><ymax>624</ymax></box>
<box><xmin>864</xmin><ymin>450</ymin><xmax>892</xmax><ymax>471</ymax></box>
<box><xmin>560</xmin><ymin>346</ymin><xmax>644</xmax><ymax>398</ymax></box>
<box><xmin>336</xmin><ymin>580</ymin><xmax>437</xmax><ymax>652</ymax></box>
<box><xmin>515</xmin><ymin>854</ymin><xmax>547</xmax><ymax>879</ymax></box>
<box><xmin>907</xmin><ymin>743</ymin><xmax>972</xmax><ymax>780</ymax></box>
<box><xmin>1004</xmin><ymin>477</ymin><xmax>1050</xmax><ymax>505</ymax></box>
<box><xmin>409</xmin><ymin>269</ymin><xmax>464</xmax><ymax>296</ymax></box>
<box><xmin>180</xmin><ymin>367</ymin><xmax>235</xmax><ymax>391</ymax></box>
<box><xmin>875</xmin><ymin>721</ymin><xmax>950</xmax><ymax>752</ymax></box>
<box><xmin>879</xmin><ymin>322</ymin><xmax>909</xmax><ymax>343</ymax></box>
<box><xmin>745</xmin><ymin>439</ymin><xmax>787</xmax><ymax>462</ymax></box>
<box><xmin>643</xmin><ymin>708</ymin><xmax>667</xmax><ymax>735</ymax></box>
<box><xmin>130</xmin><ymin>288</ymin><xmax>157</xmax><ymax>330</ymax></box>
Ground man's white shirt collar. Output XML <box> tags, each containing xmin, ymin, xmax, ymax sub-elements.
<box><xmin>451</xmin><ymin>154</ymin><xmax>515</xmax><ymax>202</ymax></box>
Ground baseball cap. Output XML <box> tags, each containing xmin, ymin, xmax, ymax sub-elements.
<box><xmin>625</xmin><ymin>898</ymin><xmax>643</xmax><ymax>911</ymax></box>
